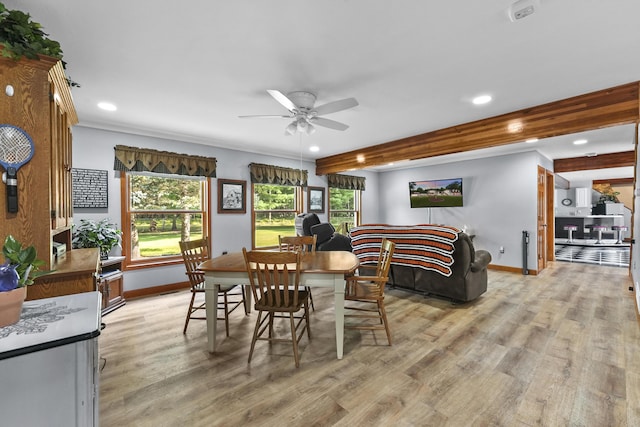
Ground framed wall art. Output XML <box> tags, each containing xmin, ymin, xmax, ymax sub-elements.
<box><xmin>308</xmin><ymin>186</ymin><xmax>325</xmax><ymax>213</ymax></box>
<box><xmin>218</xmin><ymin>179</ymin><xmax>246</xmax><ymax>214</ymax></box>
<box><xmin>72</xmin><ymin>168</ymin><xmax>109</xmax><ymax>208</ymax></box>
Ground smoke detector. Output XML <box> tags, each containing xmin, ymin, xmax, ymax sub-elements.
<box><xmin>508</xmin><ymin>0</ymin><xmax>540</xmax><ymax>22</ymax></box>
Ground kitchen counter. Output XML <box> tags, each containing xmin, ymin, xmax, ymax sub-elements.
<box><xmin>556</xmin><ymin>215</ymin><xmax>623</xmax><ymax>218</ymax></box>
<box><xmin>555</xmin><ymin>215</ymin><xmax>624</xmax><ymax>239</ymax></box>
<box><xmin>0</xmin><ymin>291</ymin><xmax>101</xmax><ymax>426</ymax></box>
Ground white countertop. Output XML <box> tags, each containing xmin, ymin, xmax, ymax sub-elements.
<box><xmin>0</xmin><ymin>291</ymin><xmax>101</xmax><ymax>359</ymax></box>
<box><xmin>556</xmin><ymin>215</ymin><xmax>623</xmax><ymax>218</ymax></box>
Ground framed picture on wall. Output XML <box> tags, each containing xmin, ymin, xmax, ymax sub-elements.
<box><xmin>218</xmin><ymin>179</ymin><xmax>246</xmax><ymax>214</ymax></box>
<box><xmin>308</xmin><ymin>186</ymin><xmax>325</xmax><ymax>213</ymax></box>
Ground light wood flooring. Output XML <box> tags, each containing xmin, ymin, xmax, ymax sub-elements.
<box><xmin>99</xmin><ymin>262</ymin><xmax>640</xmax><ymax>426</ymax></box>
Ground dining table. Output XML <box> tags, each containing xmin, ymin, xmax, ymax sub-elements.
<box><xmin>198</xmin><ymin>250</ymin><xmax>359</xmax><ymax>359</ymax></box>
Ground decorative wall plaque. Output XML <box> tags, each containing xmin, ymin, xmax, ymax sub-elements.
<box><xmin>72</xmin><ymin>168</ymin><xmax>109</xmax><ymax>208</ymax></box>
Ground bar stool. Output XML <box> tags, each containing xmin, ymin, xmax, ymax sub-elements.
<box><xmin>612</xmin><ymin>225</ymin><xmax>628</xmax><ymax>244</ymax></box>
<box><xmin>563</xmin><ymin>225</ymin><xmax>578</xmax><ymax>243</ymax></box>
<box><xmin>591</xmin><ymin>225</ymin><xmax>607</xmax><ymax>244</ymax></box>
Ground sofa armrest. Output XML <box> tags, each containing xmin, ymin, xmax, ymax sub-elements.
<box><xmin>470</xmin><ymin>250</ymin><xmax>492</xmax><ymax>272</ymax></box>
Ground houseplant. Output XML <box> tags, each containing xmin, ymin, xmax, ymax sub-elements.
<box><xmin>72</xmin><ymin>218</ymin><xmax>122</xmax><ymax>260</ymax></box>
<box><xmin>0</xmin><ymin>2</ymin><xmax>79</xmax><ymax>86</ymax></box>
<box><xmin>0</xmin><ymin>2</ymin><xmax>63</xmax><ymax>61</ymax></box>
<box><xmin>0</xmin><ymin>235</ymin><xmax>47</xmax><ymax>327</ymax></box>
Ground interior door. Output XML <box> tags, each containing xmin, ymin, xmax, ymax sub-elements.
<box><xmin>537</xmin><ymin>166</ymin><xmax>547</xmax><ymax>273</ymax></box>
<box><xmin>546</xmin><ymin>170</ymin><xmax>555</xmax><ymax>262</ymax></box>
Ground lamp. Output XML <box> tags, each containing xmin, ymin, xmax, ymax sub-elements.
<box><xmin>285</xmin><ymin>121</ymin><xmax>297</xmax><ymax>135</ymax></box>
<box><xmin>285</xmin><ymin>118</ymin><xmax>316</xmax><ymax>136</ymax></box>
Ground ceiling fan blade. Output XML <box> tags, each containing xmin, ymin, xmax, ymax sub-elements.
<box><xmin>238</xmin><ymin>114</ymin><xmax>291</xmax><ymax>119</ymax></box>
<box><xmin>313</xmin><ymin>98</ymin><xmax>358</xmax><ymax>116</ymax></box>
<box><xmin>267</xmin><ymin>90</ymin><xmax>297</xmax><ymax>112</ymax></box>
<box><xmin>310</xmin><ymin>117</ymin><xmax>349</xmax><ymax>131</ymax></box>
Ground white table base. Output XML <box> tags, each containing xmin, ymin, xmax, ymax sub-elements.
<box><xmin>204</xmin><ymin>271</ymin><xmax>346</xmax><ymax>359</ymax></box>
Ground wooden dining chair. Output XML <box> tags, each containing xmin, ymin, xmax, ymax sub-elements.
<box><xmin>179</xmin><ymin>237</ymin><xmax>247</xmax><ymax>336</ymax></box>
<box><xmin>278</xmin><ymin>234</ymin><xmax>317</xmax><ymax>310</ymax></box>
<box><xmin>242</xmin><ymin>248</ymin><xmax>311</xmax><ymax>368</ymax></box>
<box><xmin>344</xmin><ymin>237</ymin><xmax>395</xmax><ymax>345</ymax></box>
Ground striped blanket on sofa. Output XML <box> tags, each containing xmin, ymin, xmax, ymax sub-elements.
<box><xmin>349</xmin><ymin>224</ymin><xmax>461</xmax><ymax>277</ymax></box>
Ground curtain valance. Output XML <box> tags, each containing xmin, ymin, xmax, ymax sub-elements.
<box><xmin>113</xmin><ymin>145</ymin><xmax>217</xmax><ymax>177</ymax></box>
<box><xmin>327</xmin><ymin>173</ymin><xmax>366</xmax><ymax>190</ymax></box>
<box><xmin>249</xmin><ymin>163</ymin><xmax>308</xmax><ymax>186</ymax></box>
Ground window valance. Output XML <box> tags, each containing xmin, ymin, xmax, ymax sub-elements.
<box><xmin>113</xmin><ymin>145</ymin><xmax>217</xmax><ymax>177</ymax></box>
<box><xmin>327</xmin><ymin>173</ymin><xmax>366</xmax><ymax>190</ymax></box>
<box><xmin>249</xmin><ymin>163</ymin><xmax>308</xmax><ymax>186</ymax></box>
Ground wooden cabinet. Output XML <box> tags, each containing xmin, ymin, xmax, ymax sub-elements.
<box><xmin>99</xmin><ymin>256</ymin><xmax>126</xmax><ymax>315</ymax></box>
<box><xmin>0</xmin><ymin>55</ymin><xmax>78</xmax><ymax>271</ymax></box>
<box><xmin>28</xmin><ymin>248</ymin><xmax>99</xmax><ymax>300</ymax></box>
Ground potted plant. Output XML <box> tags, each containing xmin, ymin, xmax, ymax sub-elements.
<box><xmin>0</xmin><ymin>235</ymin><xmax>47</xmax><ymax>327</ymax></box>
<box><xmin>72</xmin><ymin>218</ymin><xmax>122</xmax><ymax>260</ymax></box>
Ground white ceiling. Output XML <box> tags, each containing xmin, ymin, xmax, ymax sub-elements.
<box><xmin>6</xmin><ymin>0</ymin><xmax>639</xmax><ymax>180</ymax></box>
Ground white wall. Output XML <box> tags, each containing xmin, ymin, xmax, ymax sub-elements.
<box><xmin>73</xmin><ymin>125</ymin><xmax>549</xmax><ymax>287</ymax></box>
<box><xmin>72</xmin><ymin>126</ymin><xmax>379</xmax><ymax>291</ymax></box>
<box><xmin>377</xmin><ymin>151</ymin><xmax>541</xmax><ymax>270</ymax></box>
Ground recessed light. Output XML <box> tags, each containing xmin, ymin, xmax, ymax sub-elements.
<box><xmin>472</xmin><ymin>95</ymin><xmax>492</xmax><ymax>105</ymax></box>
<box><xmin>525</xmin><ymin>138</ymin><xmax>538</xmax><ymax>143</ymax></box>
<box><xmin>573</xmin><ymin>139</ymin><xmax>588</xmax><ymax>145</ymax></box>
<box><xmin>309</xmin><ymin>145</ymin><xmax>319</xmax><ymax>152</ymax></box>
<box><xmin>98</xmin><ymin>102</ymin><xmax>117</xmax><ymax>111</ymax></box>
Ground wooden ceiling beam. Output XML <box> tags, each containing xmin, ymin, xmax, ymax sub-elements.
<box><xmin>593</xmin><ymin>177</ymin><xmax>634</xmax><ymax>185</ymax></box>
<box><xmin>315</xmin><ymin>81</ymin><xmax>640</xmax><ymax>175</ymax></box>
<box><xmin>554</xmin><ymin>151</ymin><xmax>635</xmax><ymax>173</ymax></box>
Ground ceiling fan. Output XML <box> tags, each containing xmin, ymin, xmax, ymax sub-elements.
<box><xmin>239</xmin><ymin>90</ymin><xmax>358</xmax><ymax>135</ymax></box>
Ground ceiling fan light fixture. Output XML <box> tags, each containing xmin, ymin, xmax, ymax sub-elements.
<box><xmin>285</xmin><ymin>121</ymin><xmax>297</xmax><ymax>135</ymax></box>
<box><xmin>306</xmin><ymin>123</ymin><xmax>316</xmax><ymax>135</ymax></box>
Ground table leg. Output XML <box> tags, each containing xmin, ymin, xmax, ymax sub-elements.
<box><xmin>204</xmin><ymin>278</ymin><xmax>219</xmax><ymax>353</ymax></box>
<box><xmin>333</xmin><ymin>273</ymin><xmax>345</xmax><ymax>359</ymax></box>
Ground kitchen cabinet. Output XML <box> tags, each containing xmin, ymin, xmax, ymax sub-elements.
<box><xmin>575</xmin><ymin>187</ymin><xmax>591</xmax><ymax>207</ymax></box>
<box><xmin>99</xmin><ymin>256</ymin><xmax>126</xmax><ymax>315</ymax></box>
<box><xmin>0</xmin><ymin>291</ymin><xmax>101</xmax><ymax>426</ymax></box>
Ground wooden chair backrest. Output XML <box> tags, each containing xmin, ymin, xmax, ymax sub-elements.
<box><xmin>242</xmin><ymin>249</ymin><xmax>302</xmax><ymax>309</ymax></box>
<box><xmin>179</xmin><ymin>237</ymin><xmax>210</xmax><ymax>289</ymax></box>
<box><xmin>279</xmin><ymin>234</ymin><xmax>317</xmax><ymax>253</ymax></box>
<box><xmin>375</xmin><ymin>238</ymin><xmax>395</xmax><ymax>280</ymax></box>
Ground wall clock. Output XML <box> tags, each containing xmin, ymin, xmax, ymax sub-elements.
<box><xmin>561</xmin><ymin>198</ymin><xmax>572</xmax><ymax>206</ymax></box>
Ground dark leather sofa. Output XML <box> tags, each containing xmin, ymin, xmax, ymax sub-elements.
<box><xmin>294</xmin><ymin>213</ymin><xmax>352</xmax><ymax>251</ymax></box>
<box><xmin>350</xmin><ymin>225</ymin><xmax>491</xmax><ymax>302</ymax></box>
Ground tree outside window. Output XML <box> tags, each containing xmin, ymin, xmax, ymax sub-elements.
<box><xmin>253</xmin><ymin>183</ymin><xmax>301</xmax><ymax>248</ymax></box>
<box><xmin>123</xmin><ymin>173</ymin><xmax>209</xmax><ymax>265</ymax></box>
<box><xmin>329</xmin><ymin>188</ymin><xmax>361</xmax><ymax>232</ymax></box>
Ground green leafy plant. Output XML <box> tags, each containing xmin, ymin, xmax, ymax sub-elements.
<box><xmin>2</xmin><ymin>235</ymin><xmax>47</xmax><ymax>288</ymax></box>
<box><xmin>72</xmin><ymin>219</ymin><xmax>122</xmax><ymax>259</ymax></box>
<box><xmin>0</xmin><ymin>2</ymin><xmax>62</xmax><ymax>60</ymax></box>
<box><xmin>0</xmin><ymin>2</ymin><xmax>79</xmax><ymax>87</ymax></box>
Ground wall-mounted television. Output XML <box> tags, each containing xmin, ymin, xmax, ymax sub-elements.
<box><xmin>409</xmin><ymin>178</ymin><xmax>463</xmax><ymax>208</ymax></box>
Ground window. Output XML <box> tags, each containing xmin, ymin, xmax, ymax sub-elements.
<box><xmin>253</xmin><ymin>183</ymin><xmax>302</xmax><ymax>248</ymax></box>
<box><xmin>121</xmin><ymin>172</ymin><xmax>210</xmax><ymax>268</ymax></box>
<box><xmin>329</xmin><ymin>188</ymin><xmax>361</xmax><ymax>232</ymax></box>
